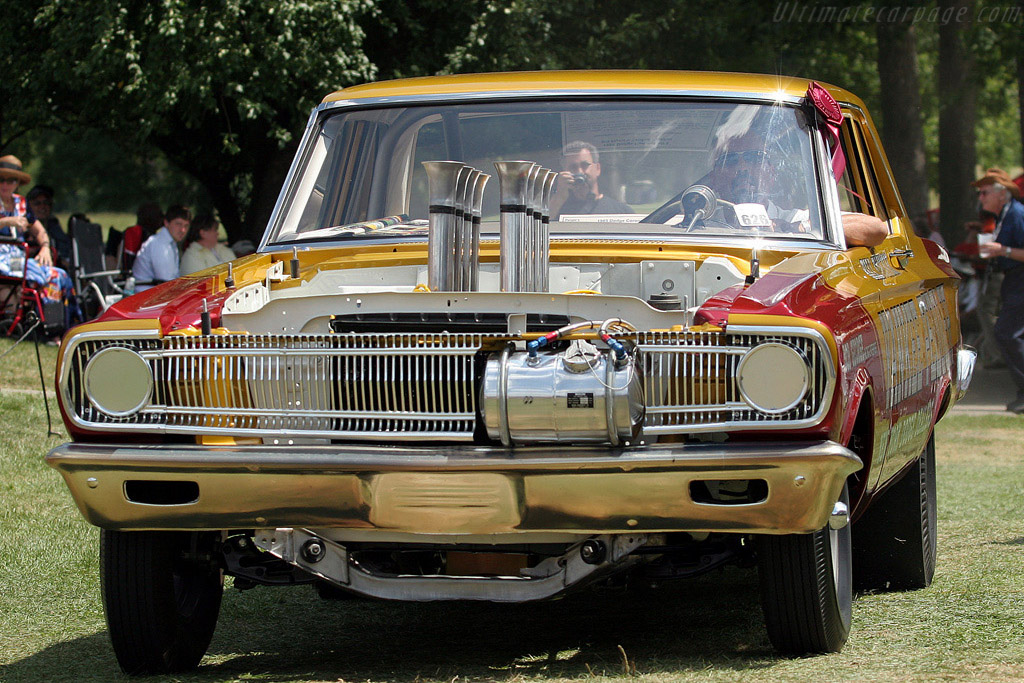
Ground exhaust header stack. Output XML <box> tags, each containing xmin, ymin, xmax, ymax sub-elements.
<box><xmin>423</xmin><ymin>158</ymin><xmax>553</xmax><ymax>293</ymax></box>
<box><xmin>494</xmin><ymin>160</ymin><xmax>554</xmax><ymax>292</ymax></box>
<box><xmin>423</xmin><ymin>161</ymin><xmax>490</xmax><ymax>292</ymax></box>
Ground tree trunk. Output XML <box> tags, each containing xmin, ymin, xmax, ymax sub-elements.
<box><xmin>937</xmin><ymin>0</ymin><xmax>977</xmax><ymax>246</ymax></box>
<box><xmin>245</xmin><ymin>141</ymin><xmax>299</xmax><ymax>244</ymax></box>
<box><xmin>876</xmin><ymin>21</ymin><xmax>929</xmax><ymax>221</ymax></box>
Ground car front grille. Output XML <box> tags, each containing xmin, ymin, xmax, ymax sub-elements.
<box><xmin>66</xmin><ymin>333</ymin><xmax>484</xmax><ymax>441</ymax></box>
<box><xmin>63</xmin><ymin>327</ymin><xmax>833</xmax><ymax>440</ymax></box>
<box><xmin>636</xmin><ymin>329</ymin><xmax>831</xmax><ymax>432</ymax></box>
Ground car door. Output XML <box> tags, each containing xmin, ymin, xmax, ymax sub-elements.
<box><xmin>838</xmin><ymin>108</ymin><xmax>957</xmax><ymax>490</ymax></box>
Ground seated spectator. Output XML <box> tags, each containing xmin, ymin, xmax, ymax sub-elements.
<box><xmin>0</xmin><ymin>155</ymin><xmax>75</xmax><ymax>314</ymax></box>
<box><xmin>132</xmin><ymin>205</ymin><xmax>190</xmax><ymax>291</ymax></box>
<box><xmin>121</xmin><ymin>202</ymin><xmax>164</xmax><ymax>273</ymax></box>
<box><xmin>104</xmin><ymin>226</ymin><xmax>123</xmax><ymax>271</ymax></box>
<box><xmin>180</xmin><ymin>214</ymin><xmax>235</xmax><ymax>275</ymax></box>
<box><xmin>26</xmin><ymin>185</ymin><xmax>73</xmax><ymax>266</ymax></box>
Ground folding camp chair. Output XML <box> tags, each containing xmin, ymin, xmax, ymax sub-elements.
<box><xmin>69</xmin><ymin>217</ymin><xmax>128</xmax><ymax>321</ymax></box>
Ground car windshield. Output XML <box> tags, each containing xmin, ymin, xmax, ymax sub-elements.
<box><xmin>267</xmin><ymin>99</ymin><xmax>826</xmax><ymax>244</ymax></box>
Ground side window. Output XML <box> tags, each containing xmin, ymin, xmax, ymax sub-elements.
<box><xmin>849</xmin><ymin>121</ymin><xmax>888</xmax><ymax>220</ymax></box>
<box><xmin>836</xmin><ymin>116</ymin><xmax>889</xmax><ymax>223</ymax></box>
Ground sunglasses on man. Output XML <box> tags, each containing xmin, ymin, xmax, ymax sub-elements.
<box><xmin>564</xmin><ymin>160</ymin><xmax>593</xmax><ymax>173</ymax></box>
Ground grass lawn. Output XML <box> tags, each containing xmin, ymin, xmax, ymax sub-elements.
<box><xmin>1</xmin><ymin>338</ymin><xmax>1022</xmax><ymax>681</ymax></box>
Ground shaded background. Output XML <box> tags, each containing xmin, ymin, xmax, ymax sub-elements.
<box><xmin>2</xmin><ymin>0</ymin><xmax>1021</xmax><ymax>244</ymax></box>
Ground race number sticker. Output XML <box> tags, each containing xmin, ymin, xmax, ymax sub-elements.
<box><xmin>732</xmin><ymin>203</ymin><xmax>772</xmax><ymax>228</ymax></box>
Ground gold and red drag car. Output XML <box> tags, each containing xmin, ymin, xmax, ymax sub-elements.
<box><xmin>48</xmin><ymin>71</ymin><xmax>974</xmax><ymax>674</ymax></box>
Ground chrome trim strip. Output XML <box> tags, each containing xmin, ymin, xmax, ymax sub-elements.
<box><xmin>317</xmin><ymin>88</ymin><xmax>808</xmax><ymax>113</ymax></box>
<box><xmin>257</xmin><ymin>111</ymin><xmax>322</xmax><ymax>253</ymax></box>
<box><xmin>262</xmin><ymin>229</ymin><xmax>844</xmax><ymax>255</ymax></box>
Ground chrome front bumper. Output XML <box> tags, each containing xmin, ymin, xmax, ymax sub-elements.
<box><xmin>47</xmin><ymin>440</ymin><xmax>861</xmax><ymax>535</ymax></box>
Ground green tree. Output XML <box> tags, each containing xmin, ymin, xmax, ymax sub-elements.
<box><xmin>18</xmin><ymin>0</ymin><xmax>375</xmax><ymax>241</ymax></box>
<box><xmin>877</xmin><ymin>19</ymin><xmax>929</xmax><ymax>220</ymax></box>
<box><xmin>937</xmin><ymin>0</ymin><xmax>978</xmax><ymax>242</ymax></box>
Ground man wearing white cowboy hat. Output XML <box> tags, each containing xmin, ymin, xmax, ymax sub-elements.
<box><xmin>975</xmin><ymin>167</ymin><xmax>1024</xmax><ymax>413</ymax></box>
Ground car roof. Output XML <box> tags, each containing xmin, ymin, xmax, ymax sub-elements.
<box><xmin>322</xmin><ymin>70</ymin><xmax>865</xmax><ymax>109</ymax></box>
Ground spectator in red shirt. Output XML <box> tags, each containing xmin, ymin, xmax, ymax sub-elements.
<box><xmin>120</xmin><ymin>202</ymin><xmax>164</xmax><ymax>273</ymax></box>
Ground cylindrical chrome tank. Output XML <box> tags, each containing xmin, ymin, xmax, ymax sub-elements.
<box><xmin>481</xmin><ymin>341</ymin><xmax>644</xmax><ymax>446</ymax></box>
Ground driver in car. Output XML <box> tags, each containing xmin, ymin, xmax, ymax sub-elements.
<box><xmin>705</xmin><ymin>130</ymin><xmax>812</xmax><ymax>232</ymax></box>
<box><xmin>688</xmin><ymin>126</ymin><xmax>887</xmax><ymax>247</ymax></box>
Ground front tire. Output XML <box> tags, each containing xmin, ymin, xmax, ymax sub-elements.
<box><xmin>757</xmin><ymin>484</ymin><xmax>852</xmax><ymax>654</ymax></box>
<box><xmin>852</xmin><ymin>433</ymin><xmax>937</xmax><ymax>590</ymax></box>
<box><xmin>100</xmin><ymin>530</ymin><xmax>223</xmax><ymax>675</ymax></box>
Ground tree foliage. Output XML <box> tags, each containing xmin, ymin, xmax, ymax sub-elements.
<box><xmin>3</xmin><ymin>0</ymin><xmax>1022</xmax><ymax>241</ymax></box>
<box><xmin>13</xmin><ymin>0</ymin><xmax>375</xmax><ymax>239</ymax></box>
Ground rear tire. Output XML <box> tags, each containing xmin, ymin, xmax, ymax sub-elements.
<box><xmin>852</xmin><ymin>433</ymin><xmax>937</xmax><ymax>591</ymax></box>
<box><xmin>100</xmin><ymin>530</ymin><xmax>223</xmax><ymax>675</ymax></box>
<box><xmin>757</xmin><ymin>484</ymin><xmax>852</xmax><ymax>654</ymax></box>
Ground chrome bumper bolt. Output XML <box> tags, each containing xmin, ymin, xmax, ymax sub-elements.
<box><xmin>301</xmin><ymin>538</ymin><xmax>326</xmax><ymax>563</ymax></box>
<box><xmin>580</xmin><ymin>539</ymin><xmax>607</xmax><ymax>565</ymax></box>
<box><xmin>829</xmin><ymin>501</ymin><xmax>850</xmax><ymax>530</ymax></box>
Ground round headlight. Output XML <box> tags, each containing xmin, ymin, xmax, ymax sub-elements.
<box><xmin>84</xmin><ymin>346</ymin><xmax>153</xmax><ymax>417</ymax></box>
<box><xmin>737</xmin><ymin>342</ymin><xmax>810</xmax><ymax>414</ymax></box>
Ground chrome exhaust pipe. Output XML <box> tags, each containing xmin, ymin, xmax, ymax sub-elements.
<box><xmin>453</xmin><ymin>167</ymin><xmax>474</xmax><ymax>291</ymax></box>
<box><xmin>525</xmin><ymin>164</ymin><xmax>542</xmax><ymax>291</ymax></box>
<box><xmin>469</xmin><ymin>172</ymin><xmax>490</xmax><ymax>291</ymax></box>
<box><xmin>423</xmin><ymin>161</ymin><xmax>466</xmax><ymax>291</ymax></box>
<box><xmin>494</xmin><ymin>160</ymin><xmax>535</xmax><ymax>292</ymax></box>
<box><xmin>539</xmin><ymin>170</ymin><xmax>557</xmax><ymax>292</ymax></box>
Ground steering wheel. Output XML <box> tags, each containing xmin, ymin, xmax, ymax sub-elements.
<box><xmin>639</xmin><ymin>184</ymin><xmax>732</xmax><ymax>230</ymax></box>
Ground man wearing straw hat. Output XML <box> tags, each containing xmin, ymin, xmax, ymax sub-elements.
<box><xmin>975</xmin><ymin>167</ymin><xmax>1024</xmax><ymax>413</ymax></box>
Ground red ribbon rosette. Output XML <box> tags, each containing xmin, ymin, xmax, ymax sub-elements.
<box><xmin>807</xmin><ymin>81</ymin><xmax>845</xmax><ymax>181</ymax></box>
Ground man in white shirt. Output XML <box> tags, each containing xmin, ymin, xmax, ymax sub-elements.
<box><xmin>132</xmin><ymin>205</ymin><xmax>190</xmax><ymax>291</ymax></box>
